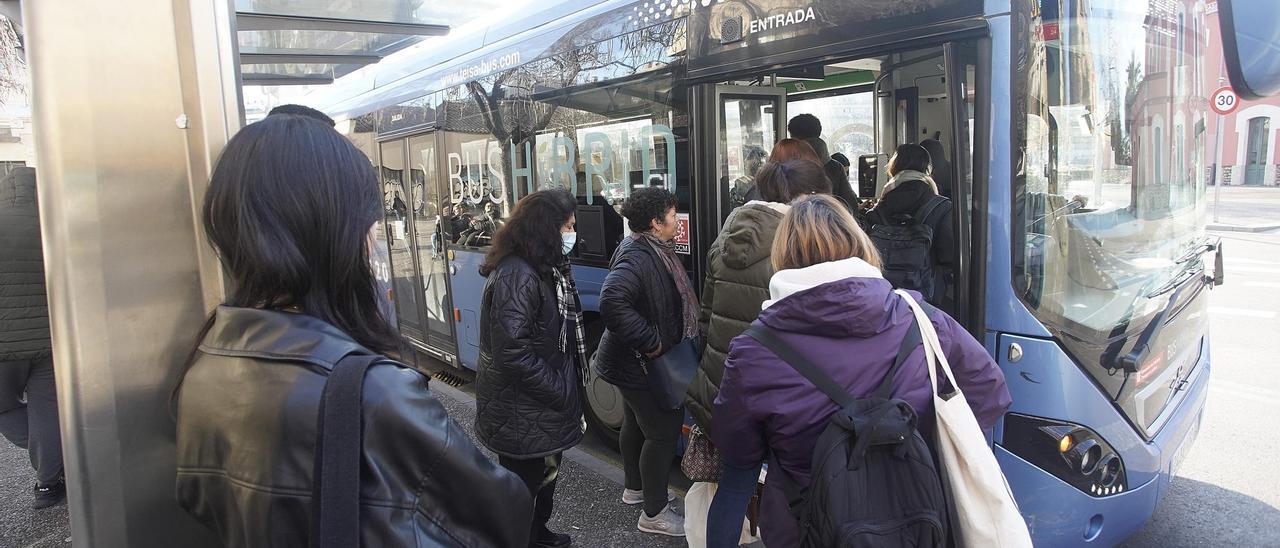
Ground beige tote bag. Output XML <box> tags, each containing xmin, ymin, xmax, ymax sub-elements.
<box><xmin>896</xmin><ymin>290</ymin><xmax>1033</xmax><ymax>548</ymax></box>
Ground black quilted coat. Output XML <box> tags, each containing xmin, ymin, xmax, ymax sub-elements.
<box><xmin>594</xmin><ymin>236</ymin><xmax>685</xmax><ymax>390</ymax></box>
<box><xmin>475</xmin><ymin>255</ymin><xmax>585</xmax><ymax>458</ymax></box>
<box><xmin>0</xmin><ymin>167</ymin><xmax>51</xmax><ymax>363</ymax></box>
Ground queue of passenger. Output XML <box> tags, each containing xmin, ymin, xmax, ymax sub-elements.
<box><xmin>169</xmin><ymin>106</ymin><xmax>1014</xmax><ymax>548</ymax></box>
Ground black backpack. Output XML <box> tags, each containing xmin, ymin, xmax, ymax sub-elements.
<box><xmin>868</xmin><ymin>196</ymin><xmax>949</xmax><ymax>301</ymax></box>
<box><xmin>745</xmin><ymin>312</ymin><xmax>948</xmax><ymax>548</ymax></box>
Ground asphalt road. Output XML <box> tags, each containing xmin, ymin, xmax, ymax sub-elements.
<box><xmin>1121</xmin><ymin>228</ymin><xmax>1280</xmax><ymax>547</ymax></box>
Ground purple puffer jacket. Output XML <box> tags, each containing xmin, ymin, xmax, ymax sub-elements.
<box><xmin>710</xmin><ymin>269</ymin><xmax>1011</xmax><ymax>548</ymax></box>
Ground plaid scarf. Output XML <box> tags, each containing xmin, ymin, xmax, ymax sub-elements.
<box><xmin>551</xmin><ymin>260</ymin><xmax>587</xmax><ymax>369</ymax></box>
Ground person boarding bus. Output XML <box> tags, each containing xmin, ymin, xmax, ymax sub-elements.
<box><xmin>708</xmin><ymin>194</ymin><xmax>1010</xmax><ymax>547</ymax></box>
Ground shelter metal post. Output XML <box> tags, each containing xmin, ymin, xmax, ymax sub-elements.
<box><xmin>24</xmin><ymin>0</ymin><xmax>239</xmax><ymax>544</ymax></box>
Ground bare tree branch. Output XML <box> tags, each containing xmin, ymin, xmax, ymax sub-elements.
<box><xmin>0</xmin><ymin>16</ymin><xmax>26</xmax><ymax>104</ymax></box>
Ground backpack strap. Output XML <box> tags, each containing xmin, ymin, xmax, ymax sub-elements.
<box><xmin>914</xmin><ymin>195</ymin><xmax>949</xmax><ymax>230</ymax></box>
<box><xmin>310</xmin><ymin>353</ymin><xmax>383</xmax><ymax>548</ymax></box>
<box><xmin>745</xmin><ymin>325</ymin><xmax>854</xmax><ymax>408</ymax></box>
<box><xmin>873</xmin><ymin>311</ymin><xmax>924</xmax><ymax>400</ymax></box>
<box><xmin>868</xmin><ymin>206</ymin><xmax>889</xmax><ymax>227</ymax></box>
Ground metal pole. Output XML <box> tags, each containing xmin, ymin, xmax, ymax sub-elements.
<box><xmin>1212</xmin><ymin>61</ymin><xmax>1226</xmax><ymax>223</ymax></box>
<box><xmin>25</xmin><ymin>0</ymin><xmax>238</xmax><ymax>544</ymax></box>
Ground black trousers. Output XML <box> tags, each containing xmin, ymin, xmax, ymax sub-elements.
<box><xmin>0</xmin><ymin>356</ymin><xmax>63</xmax><ymax>485</ymax></box>
<box><xmin>499</xmin><ymin>452</ymin><xmax>563</xmax><ymax>547</ymax></box>
<box><xmin>619</xmin><ymin>387</ymin><xmax>683</xmax><ymax>517</ymax></box>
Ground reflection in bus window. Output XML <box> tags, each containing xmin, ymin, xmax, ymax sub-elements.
<box><xmin>1015</xmin><ymin>0</ymin><xmax>1207</xmax><ymax>394</ymax></box>
<box><xmin>721</xmin><ymin>97</ymin><xmax>777</xmax><ymax>209</ymax></box>
<box><xmin>789</xmin><ymin>92</ymin><xmax>876</xmax><ymax>163</ymax></box>
<box><xmin>432</xmin><ymin>18</ymin><xmax>688</xmax><ymax>262</ymax></box>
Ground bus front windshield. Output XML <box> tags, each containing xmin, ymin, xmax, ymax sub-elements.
<box><xmin>1015</xmin><ymin>1</ymin><xmax>1207</xmax><ymax>395</ymax></box>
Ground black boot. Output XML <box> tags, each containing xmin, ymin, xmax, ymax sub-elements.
<box><xmin>32</xmin><ymin>478</ymin><xmax>66</xmax><ymax>509</ymax></box>
<box><xmin>533</xmin><ymin>527</ymin><xmax>571</xmax><ymax>548</ymax></box>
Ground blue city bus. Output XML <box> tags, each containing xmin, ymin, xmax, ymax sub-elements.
<box><xmin>319</xmin><ymin>0</ymin><xmax>1219</xmax><ymax>544</ymax></box>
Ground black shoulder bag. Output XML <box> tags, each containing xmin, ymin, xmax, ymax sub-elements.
<box><xmin>643</xmin><ymin>339</ymin><xmax>701</xmax><ymax>409</ymax></box>
<box><xmin>309</xmin><ymin>353</ymin><xmax>383</xmax><ymax>548</ymax></box>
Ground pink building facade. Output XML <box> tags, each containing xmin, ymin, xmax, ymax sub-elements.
<box><xmin>1204</xmin><ymin>1</ymin><xmax>1280</xmax><ymax>186</ymax></box>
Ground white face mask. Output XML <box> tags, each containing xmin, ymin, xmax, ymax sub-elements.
<box><xmin>561</xmin><ymin>232</ymin><xmax>577</xmax><ymax>255</ymax></box>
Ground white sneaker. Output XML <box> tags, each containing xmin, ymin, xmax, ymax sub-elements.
<box><xmin>621</xmin><ymin>488</ymin><xmax>676</xmax><ymax>505</ymax></box>
<box><xmin>637</xmin><ymin>504</ymin><xmax>685</xmax><ymax>537</ymax></box>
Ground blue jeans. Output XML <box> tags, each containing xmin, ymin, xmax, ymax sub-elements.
<box><xmin>707</xmin><ymin>460</ymin><xmax>761</xmax><ymax>548</ymax></box>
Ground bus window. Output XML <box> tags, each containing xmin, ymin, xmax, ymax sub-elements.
<box><xmin>440</xmin><ymin>130</ymin><xmax>506</xmax><ymax>249</ymax></box>
<box><xmin>1015</xmin><ymin>0</ymin><xmax>1207</xmax><ymax>431</ymax></box>
<box><xmin>439</xmin><ymin>20</ymin><xmax>688</xmax><ymax>264</ymax></box>
<box><xmin>789</xmin><ymin>92</ymin><xmax>876</xmax><ymax>166</ymax></box>
<box><xmin>722</xmin><ymin>96</ymin><xmax>778</xmax><ymax>210</ymax></box>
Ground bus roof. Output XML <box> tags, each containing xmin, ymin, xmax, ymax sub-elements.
<box><xmin>309</xmin><ymin>0</ymin><xmax>641</xmax><ymax>120</ymax></box>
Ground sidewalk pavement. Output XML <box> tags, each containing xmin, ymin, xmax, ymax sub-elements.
<box><xmin>0</xmin><ymin>380</ymin><xmax>688</xmax><ymax>547</ymax></box>
<box><xmin>429</xmin><ymin>380</ymin><xmax>688</xmax><ymax>548</ymax></box>
<box><xmin>0</xmin><ymin>441</ymin><xmax>69</xmax><ymax>547</ymax></box>
<box><xmin>1206</xmin><ymin>185</ymin><xmax>1280</xmax><ymax>232</ymax></box>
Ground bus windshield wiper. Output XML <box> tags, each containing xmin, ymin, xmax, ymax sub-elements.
<box><xmin>1119</xmin><ymin>243</ymin><xmax>1217</xmax><ymax>372</ymax></box>
<box><xmin>1146</xmin><ymin>237</ymin><xmax>1219</xmax><ymax>298</ymax></box>
<box><xmin>1176</xmin><ymin>237</ymin><xmax>1215</xmax><ymax>264</ymax></box>
<box><xmin>1145</xmin><ymin>260</ymin><xmax>1202</xmax><ymax>298</ymax></box>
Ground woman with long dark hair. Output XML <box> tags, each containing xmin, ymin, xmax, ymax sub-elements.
<box><xmin>476</xmin><ymin>188</ymin><xmax>585</xmax><ymax>548</ymax></box>
<box><xmin>595</xmin><ymin>187</ymin><xmax>692</xmax><ymax>537</ymax></box>
<box><xmin>174</xmin><ymin>114</ymin><xmax>532</xmax><ymax>547</ymax></box>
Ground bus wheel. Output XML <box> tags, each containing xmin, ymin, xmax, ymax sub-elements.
<box><xmin>584</xmin><ymin>349</ymin><xmax>623</xmax><ymax>448</ymax></box>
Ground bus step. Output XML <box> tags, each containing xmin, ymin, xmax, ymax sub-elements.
<box><xmin>432</xmin><ymin>370</ymin><xmax>470</xmax><ymax>388</ymax></box>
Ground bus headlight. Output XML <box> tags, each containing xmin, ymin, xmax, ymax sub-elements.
<box><xmin>1002</xmin><ymin>414</ymin><xmax>1128</xmax><ymax>497</ymax></box>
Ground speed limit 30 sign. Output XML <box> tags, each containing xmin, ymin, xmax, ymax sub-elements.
<box><xmin>1212</xmin><ymin>86</ymin><xmax>1239</xmax><ymax>115</ymax></box>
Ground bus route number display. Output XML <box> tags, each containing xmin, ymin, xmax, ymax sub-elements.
<box><xmin>1211</xmin><ymin>86</ymin><xmax>1239</xmax><ymax>116</ymax></box>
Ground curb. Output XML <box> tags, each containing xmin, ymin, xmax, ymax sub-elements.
<box><xmin>1208</xmin><ymin>224</ymin><xmax>1280</xmax><ymax>233</ymax></box>
<box><xmin>427</xmin><ymin>378</ymin><xmax>628</xmax><ymax>487</ymax></box>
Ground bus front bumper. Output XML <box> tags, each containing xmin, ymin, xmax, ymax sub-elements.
<box><xmin>996</xmin><ymin>349</ymin><xmax>1210</xmax><ymax>547</ymax></box>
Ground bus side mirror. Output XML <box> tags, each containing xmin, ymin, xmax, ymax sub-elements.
<box><xmin>1217</xmin><ymin>0</ymin><xmax>1280</xmax><ymax>99</ymax></box>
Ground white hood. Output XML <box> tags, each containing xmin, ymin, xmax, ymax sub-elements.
<box><xmin>762</xmin><ymin>257</ymin><xmax>883</xmax><ymax>310</ymax></box>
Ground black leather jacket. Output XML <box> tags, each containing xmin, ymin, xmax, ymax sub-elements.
<box><xmin>476</xmin><ymin>256</ymin><xmax>585</xmax><ymax>458</ymax></box>
<box><xmin>175</xmin><ymin>306</ymin><xmax>532</xmax><ymax>548</ymax></box>
<box><xmin>595</xmin><ymin>236</ymin><xmax>685</xmax><ymax>390</ymax></box>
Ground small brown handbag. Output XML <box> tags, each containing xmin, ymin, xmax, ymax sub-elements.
<box><xmin>680</xmin><ymin>424</ymin><xmax>722</xmax><ymax>482</ymax></box>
